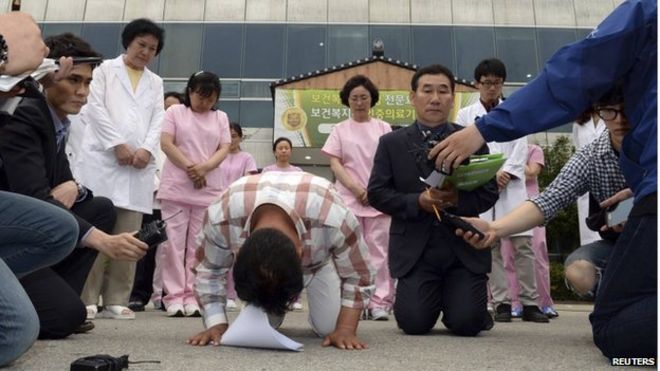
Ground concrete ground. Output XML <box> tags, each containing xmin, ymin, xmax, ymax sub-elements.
<box><xmin>8</xmin><ymin>303</ymin><xmax>637</xmax><ymax>371</ymax></box>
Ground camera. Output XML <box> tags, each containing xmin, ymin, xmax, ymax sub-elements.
<box><xmin>133</xmin><ymin>220</ymin><xmax>168</xmax><ymax>248</ymax></box>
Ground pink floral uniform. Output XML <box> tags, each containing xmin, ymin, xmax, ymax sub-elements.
<box><xmin>321</xmin><ymin>118</ymin><xmax>394</xmax><ymax>311</ymax></box>
<box><xmin>157</xmin><ymin>104</ymin><xmax>231</xmax><ymax>308</ymax></box>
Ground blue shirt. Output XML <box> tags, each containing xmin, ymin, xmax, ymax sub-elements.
<box><xmin>476</xmin><ymin>0</ymin><xmax>656</xmax><ymax>202</ymax></box>
<box><xmin>47</xmin><ymin>105</ymin><xmax>71</xmax><ymax>151</ymax></box>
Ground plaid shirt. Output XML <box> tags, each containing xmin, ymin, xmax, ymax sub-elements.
<box><xmin>532</xmin><ymin>131</ymin><xmax>627</xmax><ymax>222</ymax></box>
<box><xmin>195</xmin><ymin>171</ymin><xmax>374</xmax><ymax>328</ymax></box>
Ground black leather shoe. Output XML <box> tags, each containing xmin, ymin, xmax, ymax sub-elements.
<box><xmin>522</xmin><ymin>306</ymin><xmax>549</xmax><ymax>323</ymax></box>
<box><xmin>128</xmin><ymin>300</ymin><xmax>146</xmax><ymax>312</ymax></box>
<box><xmin>494</xmin><ymin>304</ymin><xmax>512</xmax><ymax>322</ymax></box>
<box><xmin>73</xmin><ymin>320</ymin><xmax>95</xmax><ymax>334</ymax></box>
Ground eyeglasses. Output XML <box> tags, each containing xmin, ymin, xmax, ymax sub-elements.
<box><xmin>479</xmin><ymin>80</ymin><xmax>503</xmax><ymax>88</ymax></box>
<box><xmin>597</xmin><ymin>107</ymin><xmax>624</xmax><ymax>121</ymax></box>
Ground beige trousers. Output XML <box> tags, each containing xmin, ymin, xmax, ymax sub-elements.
<box><xmin>81</xmin><ymin>208</ymin><xmax>143</xmax><ymax>306</ymax></box>
<box><xmin>490</xmin><ymin>235</ymin><xmax>539</xmax><ymax>307</ymax></box>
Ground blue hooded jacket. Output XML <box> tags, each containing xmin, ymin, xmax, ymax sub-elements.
<box><xmin>477</xmin><ymin>0</ymin><xmax>657</xmax><ymax>202</ymax></box>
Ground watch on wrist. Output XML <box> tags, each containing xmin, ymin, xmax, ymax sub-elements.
<box><xmin>0</xmin><ymin>33</ymin><xmax>8</xmax><ymax>75</ymax></box>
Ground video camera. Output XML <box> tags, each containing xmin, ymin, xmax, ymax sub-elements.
<box><xmin>133</xmin><ymin>220</ymin><xmax>167</xmax><ymax>248</ymax></box>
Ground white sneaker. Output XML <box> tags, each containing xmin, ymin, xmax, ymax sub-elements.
<box><xmin>291</xmin><ymin>301</ymin><xmax>303</xmax><ymax>311</ymax></box>
<box><xmin>226</xmin><ymin>299</ymin><xmax>238</xmax><ymax>311</ymax></box>
<box><xmin>184</xmin><ymin>304</ymin><xmax>201</xmax><ymax>317</ymax></box>
<box><xmin>370</xmin><ymin>308</ymin><xmax>389</xmax><ymax>321</ymax></box>
<box><xmin>86</xmin><ymin>305</ymin><xmax>98</xmax><ymax>320</ymax></box>
<box><xmin>166</xmin><ymin>303</ymin><xmax>185</xmax><ymax>317</ymax></box>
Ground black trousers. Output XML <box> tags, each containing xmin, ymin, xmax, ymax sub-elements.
<box><xmin>20</xmin><ymin>196</ymin><xmax>115</xmax><ymax>339</ymax></box>
<box><xmin>394</xmin><ymin>234</ymin><xmax>490</xmax><ymax>337</ymax></box>
<box><xmin>130</xmin><ymin>210</ymin><xmax>161</xmax><ymax>304</ymax></box>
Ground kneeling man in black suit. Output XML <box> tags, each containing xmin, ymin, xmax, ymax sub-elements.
<box><xmin>368</xmin><ymin>64</ymin><xmax>498</xmax><ymax>336</ymax></box>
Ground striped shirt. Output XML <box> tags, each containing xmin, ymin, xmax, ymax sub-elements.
<box><xmin>532</xmin><ymin>130</ymin><xmax>627</xmax><ymax>222</ymax></box>
<box><xmin>195</xmin><ymin>171</ymin><xmax>374</xmax><ymax>328</ymax></box>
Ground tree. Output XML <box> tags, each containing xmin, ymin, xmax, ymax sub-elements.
<box><xmin>538</xmin><ymin>136</ymin><xmax>580</xmax><ymax>261</ymax></box>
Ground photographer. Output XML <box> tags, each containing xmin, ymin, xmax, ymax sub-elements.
<box><xmin>367</xmin><ymin>64</ymin><xmax>498</xmax><ymax>336</ymax></box>
<box><xmin>0</xmin><ymin>13</ymin><xmax>79</xmax><ymax>367</ymax></box>
<box><xmin>0</xmin><ymin>33</ymin><xmax>147</xmax><ymax>340</ymax></box>
<box><xmin>458</xmin><ymin>86</ymin><xmax>629</xmax><ymax>303</ymax></box>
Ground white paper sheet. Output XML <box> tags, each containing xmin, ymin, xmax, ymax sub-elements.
<box><xmin>220</xmin><ymin>304</ymin><xmax>303</xmax><ymax>352</ymax></box>
<box><xmin>0</xmin><ymin>58</ymin><xmax>57</xmax><ymax>92</ymax></box>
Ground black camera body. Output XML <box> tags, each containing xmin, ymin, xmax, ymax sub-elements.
<box><xmin>133</xmin><ymin>220</ymin><xmax>168</xmax><ymax>248</ymax></box>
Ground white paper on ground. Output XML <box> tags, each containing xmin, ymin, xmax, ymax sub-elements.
<box><xmin>220</xmin><ymin>304</ymin><xmax>303</xmax><ymax>352</ymax></box>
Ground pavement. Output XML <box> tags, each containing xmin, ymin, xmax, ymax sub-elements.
<box><xmin>7</xmin><ymin>303</ymin><xmax>639</xmax><ymax>371</ymax></box>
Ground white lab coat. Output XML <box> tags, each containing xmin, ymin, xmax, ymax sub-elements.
<box><xmin>77</xmin><ymin>55</ymin><xmax>164</xmax><ymax>214</ymax></box>
<box><xmin>456</xmin><ymin>100</ymin><xmax>532</xmax><ymax>237</ymax></box>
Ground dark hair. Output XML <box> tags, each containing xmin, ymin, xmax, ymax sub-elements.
<box><xmin>233</xmin><ymin>228</ymin><xmax>303</xmax><ymax>316</ymax></box>
<box><xmin>230</xmin><ymin>122</ymin><xmax>243</xmax><ymax>138</ymax></box>
<box><xmin>339</xmin><ymin>74</ymin><xmax>379</xmax><ymax>107</ymax></box>
<box><xmin>575</xmin><ymin>107</ymin><xmax>594</xmax><ymax>126</ymax></box>
<box><xmin>595</xmin><ymin>82</ymin><xmax>625</xmax><ymax>108</ymax></box>
<box><xmin>273</xmin><ymin>137</ymin><xmax>293</xmax><ymax>152</ymax></box>
<box><xmin>45</xmin><ymin>33</ymin><xmax>102</xmax><ymax>62</ymax></box>
<box><xmin>121</xmin><ymin>18</ymin><xmax>165</xmax><ymax>55</ymax></box>
<box><xmin>474</xmin><ymin>58</ymin><xmax>507</xmax><ymax>82</ymax></box>
<box><xmin>183</xmin><ymin>71</ymin><xmax>221</xmax><ymax>108</ymax></box>
<box><xmin>164</xmin><ymin>91</ymin><xmax>184</xmax><ymax>103</ymax></box>
<box><xmin>411</xmin><ymin>64</ymin><xmax>455</xmax><ymax>92</ymax></box>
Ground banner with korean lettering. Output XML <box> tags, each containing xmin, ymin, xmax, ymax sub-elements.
<box><xmin>273</xmin><ymin>88</ymin><xmax>479</xmax><ymax>147</ymax></box>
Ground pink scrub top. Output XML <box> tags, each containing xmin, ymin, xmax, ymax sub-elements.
<box><xmin>261</xmin><ymin>164</ymin><xmax>302</xmax><ymax>172</ymax></box>
<box><xmin>525</xmin><ymin>144</ymin><xmax>545</xmax><ymax>197</ymax></box>
<box><xmin>321</xmin><ymin>117</ymin><xmax>391</xmax><ymax>217</ymax></box>
<box><xmin>157</xmin><ymin>104</ymin><xmax>231</xmax><ymax>207</ymax></box>
<box><xmin>219</xmin><ymin>151</ymin><xmax>258</xmax><ymax>190</ymax></box>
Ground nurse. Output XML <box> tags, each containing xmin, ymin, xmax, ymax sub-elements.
<box><xmin>321</xmin><ymin>75</ymin><xmax>393</xmax><ymax>320</ymax></box>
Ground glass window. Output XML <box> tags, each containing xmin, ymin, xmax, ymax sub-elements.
<box><xmin>240</xmin><ymin>81</ymin><xmax>273</xmax><ymax>98</ymax></box>
<box><xmin>217</xmin><ymin>100</ymin><xmax>240</xmax><ymax>123</ymax></box>
<box><xmin>239</xmin><ymin>100</ymin><xmax>274</xmax><ymax>128</ymax></box>
<box><xmin>81</xmin><ymin>23</ymin><xmax>122</xmax><ymax>60</ymax></box>
<box><xmin>220</xmin><ymin>80</ymin><xmax>240</xmax><ymax>99</ymax></box>
<box><xmin>412</xmin><ymin>26</ymin><xmax>455</xmax><ymax>71</ymax></box>
<box><xmin>201</xmin><ymin>24</ymin><xmax>243</xmax><ymax>79</ymax></box>
<box><xmin>159</xmin><ymin>24</ymin><xmax>203</xmax><ymax>78</ymax></box>
<box><xmin>41</xmin><ymin>23</ymin><xmax>83</xmax><ymax>39</ymax></box>
<box><xmin>575</xmin><ymin>28</ymin><xmax>593</xmax><ymax>40</ymax></box>
<box><xmin>454</xmin><ymin>27</ymin><xmax>495</xmax><ymax>81</ymax></box>
<box><xmin>286</xmin><ymin>25</ymin><xmax>326</xmax><ymax>77</ymax></box>
<box><xmin>327</xmin><ymin>25</ymin><xmax>368</xmax><ymax>67</ymax></box>
<box><xmin>243</xmin><ymin>25</ymin><xmax>285</xmax><ymax>79</ymax></box>
<box><xmin>536</xmin><ymin>28</ymin><xmax>577</xmax><ymax>66</ymax></box>
<box><xmin>495</xmin><ymin>28</ymin><xmax>538</xmax><ymax>83</ymax></box>
<box><xmin>163</xmin><ymin>81</ymin><xmax>187</xmax><ymax>95</ymax></box>
<box><xmin>369</xmin><ymin>25</ymin><xmax>412</xmax><ymax>63</ymax></box>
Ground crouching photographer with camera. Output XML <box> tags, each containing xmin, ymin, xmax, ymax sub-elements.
<box><xmin>455</xmin><ymin>86</ymin><xmax>643</xmax><ymax>341</ymax></box>
<box><xmin>0</xmin><ymin>33</ymin><xmax>148</xmax><ymax>341</ymax></box>
<box><xmin>367</xmin><ymin>64</ymin><xmax>499</xmax><ymax>337</ymax></box>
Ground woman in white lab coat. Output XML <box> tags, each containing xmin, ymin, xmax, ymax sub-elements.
<box><xmin>78</xmin><ymin>19</ymin><xmax>165</xmax><ymax>320</ymax></box>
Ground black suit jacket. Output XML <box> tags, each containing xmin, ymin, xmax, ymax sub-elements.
<box><xmin>368</xmin><ymin>123</ymin><xmax>499</xmax><ymax>278</ymax></box>
<box><xmin>0</xmin><ymin>95</ymin><xmax>93</xmax><ymax>240</ymax></box>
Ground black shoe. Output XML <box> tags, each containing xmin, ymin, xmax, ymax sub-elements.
<box><xmin>494</xmin><ymin>304</ymin><xmax>512</xmax><ymax>322</ymax></box>
<box><xmin>128</xmin><ymin>300</ymin><xmax>146</xmax><ymax>312</ymax></box>
<box><xmin>73</xmin><ymin>321</ymin><xmax>95</xmax><ymax>334</ymax></box>
<box><xmin>522</xmin><ymin>306</ymin><xmax>549</xmax><ymax>323</ymax></box>
<box><xmin>483</xmin><ymin>312</ymin><xmax>494</xmax><ymax>331</ymax></box>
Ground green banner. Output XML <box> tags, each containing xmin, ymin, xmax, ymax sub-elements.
<box><xmin>273</xmin><ymin>88</ymin><xmax>479</xmax><ymax>147</ymax></box>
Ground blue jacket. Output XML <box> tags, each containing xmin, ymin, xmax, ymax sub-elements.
<box><xmin>476</xmin><ymin>0</ymin><xmax>657</xmax><ymax>202</ymax></box>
